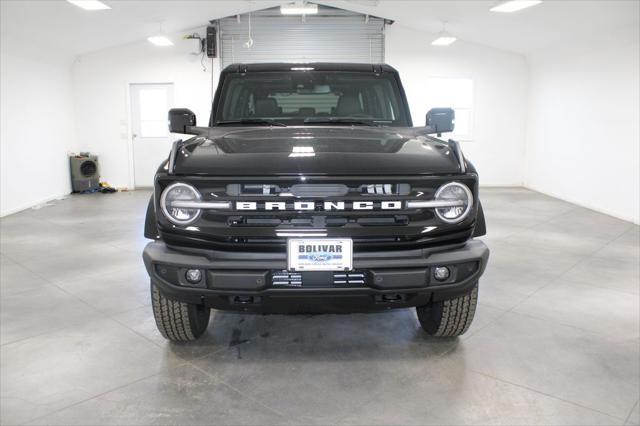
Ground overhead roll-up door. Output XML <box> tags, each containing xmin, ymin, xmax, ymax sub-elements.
<box><xmin>218</xmin><ymin>5</ymin><xmax>388</xmax><ymax>68</ymax></box>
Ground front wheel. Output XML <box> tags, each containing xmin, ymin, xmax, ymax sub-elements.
<box><xmin>416</xmin><ymin>283</ymin><xmax>478</xmax><ymax>337</ymax></box>
<box><xmin>151</xmin><ymin>282</ymin><xmax>210</xmax><ymax>342</ymax></box>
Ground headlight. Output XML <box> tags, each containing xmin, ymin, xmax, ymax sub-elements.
<box><xmin>160</xmin><ymin>182</ymin><xmax>202</xmax><ymax>225</ymax></box>
<box><xmin>434</xmin><ymin>182</ymin><xmax>473</xmax><ymax>223</ymax></box>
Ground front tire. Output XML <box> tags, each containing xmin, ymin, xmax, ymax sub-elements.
<box><xmin>416</xmin><ymin>283</ymin><xmax>478</xmax><ymax>337</ymax></box>
<box><xmin>151</xmin><ymin>282</ymin><xmax>210</xmax><ymax>342</ymax></box>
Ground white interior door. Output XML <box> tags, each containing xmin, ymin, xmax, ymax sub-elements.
<box><xmin>130</xmin><ymin>83</ymin><xmax>174</xmax><ymax>188</ymax></box>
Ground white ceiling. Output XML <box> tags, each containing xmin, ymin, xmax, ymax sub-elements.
<box><xmin>0</xmin><ymin>1</ymin><xmax>282</xmax><ymax>57</ymax></box>
<box><xmin>329</xmin><ymin>0</ymin><xmax>640</xmax><ymax>57</ymax></box>
<box><xmin>1</xmin><ymin>0</ymin><xmax>638</xmax><ymax>60</ymax></box>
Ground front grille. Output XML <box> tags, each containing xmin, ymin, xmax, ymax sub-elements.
<box><xmin>362</xmin><ymin>184</ymin><xmax>404</xmax><ymax>195</ymax></box>
<box><xmin>270</xmin><ymin>270</ymin><xmax>366</xmax><ymax>288</ymax></box>
<box><xmin>272</xmin><ymin>271</ymin><xmax>302</xmax><ymax>287</ymax></box>
<box><xmin>227</xmin><ymin>183</ymin><xmax>410</xmax><ymax>197</ymax></box>
<box><xmin>158</xmin><ymin>175</ymin><xmax>478</xmax><ymax>252</ymax></box>
<box><xmin>333</xmin><ymin>272</ymin><xmax>365</xmax><ymax>285</ymax></box>
<box><xmin>224</xmin><ymin>214</ymin><xmax>409</xmax><ymax>227</ymax></box>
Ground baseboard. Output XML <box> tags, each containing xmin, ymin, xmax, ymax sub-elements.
<box><xmin>0</xmin><ymin>193</ymin><xmax>70</xmax><ymax>218</ymax></box>
<box><xmin>523</xmin><ymin>184</ymin><xmax>639</xmax><ymax>225</ymax></box>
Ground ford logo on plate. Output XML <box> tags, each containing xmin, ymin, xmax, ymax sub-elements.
<box><xmin>310</xmin><ymin>253</ymin><xmax>332</xmax><ymax>262</ymax></box>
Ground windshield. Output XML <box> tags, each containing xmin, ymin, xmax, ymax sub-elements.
<box><xmin>214</xmin><ymin>71</ymin><xmax>410</xmax><ymax>127</ymax></box>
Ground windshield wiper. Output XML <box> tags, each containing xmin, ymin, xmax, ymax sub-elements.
<box><xmin>303</xmin><ymin>117</ymin><xmax>380</xmax><ymax>127</ymax></box>
<box><xmin>216</xmin><ymin>119</ymin><xmax>287</xmax><ymax>127</ymax></box>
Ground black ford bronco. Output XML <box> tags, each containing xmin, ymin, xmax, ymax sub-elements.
<box><xmin>143</xmin><ymin>63</ymin><xmax>489</xmax><ymax>342</ymax></box>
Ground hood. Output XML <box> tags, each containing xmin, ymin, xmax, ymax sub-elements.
<box><xmin>173</xmin><ymin>126</ymin><xmax>463</xmax><ymax>176</ymax></box>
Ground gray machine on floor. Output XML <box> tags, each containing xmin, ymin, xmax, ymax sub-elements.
<box><xmin>69</xmin><ymin>154</ymin><xmax>100</xmax><ymax>192</ymax></box>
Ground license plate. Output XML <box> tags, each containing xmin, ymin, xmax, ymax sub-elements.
<box><xmin>287</xmin><ymin>238</ymin><xmax>353</xmax><ymax>272</ymax></box>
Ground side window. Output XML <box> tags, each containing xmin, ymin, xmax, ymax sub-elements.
<box><xmin>426</xmin><ymin>78</ymin><xmax>474</xmax><ymax>141</ymax></box>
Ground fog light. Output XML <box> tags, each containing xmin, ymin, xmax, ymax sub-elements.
<box><xmin>185</xmin><ymin>269</ymin><xmax>202</xmax><ymax>283</ymax></box>
<box><xmin>434</xmin><ymin>266</ymin><xmax>450</xmax><ymax>281</ymax></box>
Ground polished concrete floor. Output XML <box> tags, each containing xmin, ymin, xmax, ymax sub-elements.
<box><xmin>0</xmin><ymin>188</ymin><xmax>638</xmax><ymax>425</ymax></box>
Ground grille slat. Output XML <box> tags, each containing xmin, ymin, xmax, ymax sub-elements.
<box><xmin>270</xmin><ymin>271</ymin><xmax>367</xmax><ymax>287</ymax></box>
<box><xmin>272</xmin><ymin>271</ymin><xmax>303</xmax><ymax>287</ymax></box>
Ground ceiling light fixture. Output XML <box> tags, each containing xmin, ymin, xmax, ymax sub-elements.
<box><xmin>148</xmin><ymin>21</ymin><xmax>174</xmax><ymax>47</ymax></box>
<box><xmin>432</xmin><ymin>35</ymin><xmax>457</xmax><ymax>46</ymax></box>
<box><xmin>66</xmin><ymin>0</ymin><xmax>111</xmax><ymax>10</ymax></box>
<box><xmin>148</xmin><ymin>36</ymin><xmax>174</xmax><ymax>47</ymax></box>
<box><xmin>490</xmin><ymin>0</ymin><xmax>542</xmax><ymax>13</ymax></box>
<box><xmin>432</xmin><ymin>22</ymin><xmax>457</xmax><ymax>46</ymax></box>
<box><xmin>281</xmin><ymin>2</ymin><xmax>318</xmax><ymax>15</ymax></box>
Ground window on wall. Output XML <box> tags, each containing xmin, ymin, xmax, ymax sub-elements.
<box><xmin>426</xmin><ymin>78</ymin><xmax>474</xmax><ymax>141</ymax></box>
<box><xmin>138</xmin><ymin>88</ymin><xmax>170</xmax><ymax>138</ymax></box>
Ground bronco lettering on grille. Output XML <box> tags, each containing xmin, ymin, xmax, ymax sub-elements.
<box><xmin>235</xmin><ymin>201</ymin><xmax>404</xmax><ymax>211</ymax></box>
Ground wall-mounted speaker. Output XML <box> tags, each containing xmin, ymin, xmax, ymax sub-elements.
<box><xmin>206</xmin><ymin>25</ymin><xmax>217</xmax><ymax>58</ymax></box>
<box><xmin>70</xmin><ymin>154</ymin><xmax>100</xmax><ymax>192</ymax></box>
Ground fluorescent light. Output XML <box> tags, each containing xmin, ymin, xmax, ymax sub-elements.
<box><xmin>67</xmin><ymin>0</ymin><xmax>111</xmax><ymax>10</ymax></box>
<box><xmin>289</xmin><ymin>146</ymin><xmax>315</xmax><ymax>157</ymax></box>
<box><xmin>490</xmin><ymin>0</ymin><xmax>542</xmax><ymax>13</ymax></box>
<box><xmin>432</xmin><ymin>36</ymin><xmax>457</xmax><ymax>46</ymax></box>
<box><xmin>432</xmin><ymin>22</ymin><xmax>457</xmax><ymax>46</ymax></box>
<box><xmin>147</xmin><ymin>36</ymin><xmax>174</xmax><ymax>47</ymax></box>
<box><xmin>280</xmin><ymin>3</ymin><xmax>318</xmax><ymax>15</ymax></box>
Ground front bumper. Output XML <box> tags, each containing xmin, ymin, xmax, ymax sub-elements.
<box><xmin>143</xmin><ymin>240</ymin><xmax>489</xmax><ymax>314</ymax></box>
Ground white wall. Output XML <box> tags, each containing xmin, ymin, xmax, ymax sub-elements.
<box><xmin>525</xmin><ymin>40</ymin><xmax>640</xmax><ymax>224</ymax></box>
<box><xmin>72</xmin><ymin>29</ymin><xmax>218</xmax><ymax>189</ymax></box>
<box><xmin>0</xmin><ymin>45</ymin><xmax>77</xmax><ymax>216</ymax></box>
<box><xmin>72</xmin><ymin>24</ymin><xmax>529</xmax><ymax>189</ymax></box>
<box><xmin>5</xmin><ymin>11</ymin><xmax>635</xmax><ymax>224</ymax></box>
<box><xmin>386</xmin><ymin>24</ymin><xmax>529</xmax><ymax>186</ymax></box>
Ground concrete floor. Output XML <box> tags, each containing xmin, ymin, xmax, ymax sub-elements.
<box><xmin>0</xmin><ymin>188</ymin><xmax>638</xmax><ymax>425</ymax></box>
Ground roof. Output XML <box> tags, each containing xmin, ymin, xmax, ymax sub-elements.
<box><xmin>221</xmin><ymin>63</ymin><xmax>399</xmax><ymax>74</ymax></box>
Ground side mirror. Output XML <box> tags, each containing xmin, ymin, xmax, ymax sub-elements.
<box><xmin>168</xmin><ymin>108</ymin><xmax>196</xmax><ymax>134</ymax></box>
<box><xmin>426</xmin><ymin>108</ymin><xmax>455</xmax><ymax>135</ymax></box>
